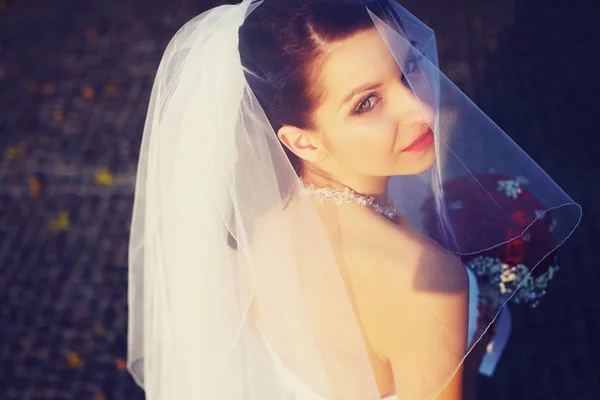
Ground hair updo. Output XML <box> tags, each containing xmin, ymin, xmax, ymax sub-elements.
<box><xmin>238</xmin><ymin>0</ymin><xmax>388</xmax><ymax>172</ymax></box>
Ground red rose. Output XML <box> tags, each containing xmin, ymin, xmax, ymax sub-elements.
<box><xmin>421</xmin><ymin>173</ymin><xmax>559</xmax><ymax>276</ymax></box>
<box><xmin>505</xmin><ymin>229</ymin><xmax>526</xmax><ymax>264</ymax></box>
<box><xmin>511</xmin><ymin>210</ymin><xmax>530</xmax><ymax>227</ymax></box>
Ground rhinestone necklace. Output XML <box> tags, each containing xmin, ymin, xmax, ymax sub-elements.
<box><xmin>300</xmin><ymin>182</ymin><xmax>400</xmax><ymax>221</ymax></box>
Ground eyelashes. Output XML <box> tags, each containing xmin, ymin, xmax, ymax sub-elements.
<box><xmin>353</xmin><ymin>93</ymin><xmax>381</xmax><ymax>114</ymax></box>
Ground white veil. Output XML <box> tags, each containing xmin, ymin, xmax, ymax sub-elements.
<box><xmin>127</xmin><ymin>1</ymin><xmax>581</xmax><ymax>399</ymax></box>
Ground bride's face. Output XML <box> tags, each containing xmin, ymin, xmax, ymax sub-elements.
<box><xmin>311</xmin><ymin>28</ymin><xmax>435</xmax><ymax>177</ymax></box>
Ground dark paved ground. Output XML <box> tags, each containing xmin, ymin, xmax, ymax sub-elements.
<box><xmin>0</xmin><ymin>0</ymin><xmax>598</xmax><ymax>399</ymax></box>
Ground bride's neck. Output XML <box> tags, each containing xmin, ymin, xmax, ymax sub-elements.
<box><xmin>300</xmin><ymin>166</ymin><xmax>390</xmax><ymax>204</ymax></box>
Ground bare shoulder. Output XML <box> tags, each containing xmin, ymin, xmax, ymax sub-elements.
<box><xmin>342</xmin><ymin>213</ymin><xmax>469</xmax><ymax>362</ymax></box>
<box><xmin>343</xmin><ymin>213</ymin><xmax>467</xmax><ymax>286</ymax></box>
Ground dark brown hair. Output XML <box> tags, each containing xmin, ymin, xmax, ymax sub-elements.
<box><xmin>238</xmin><ymin>0</ymin><xmax>390</xmax><ymax>172</ymax></box>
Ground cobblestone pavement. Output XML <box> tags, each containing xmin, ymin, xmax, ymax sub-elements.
<box><xmin>0</xmin><ymin>0</ymin><xmax>598</xmax><ymax>399</ymax></box>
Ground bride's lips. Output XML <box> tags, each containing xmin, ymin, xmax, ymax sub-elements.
<box><xmin>402</xmin><ymin>127</ymin><xmax>434</xmax><ymax>152</ymax></box>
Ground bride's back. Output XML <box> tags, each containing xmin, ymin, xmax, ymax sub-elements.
<box><xmin>316</xmin><ymin>199</ymin><xmax>469</xmax><ymax>396</ymax></box>
<box><xmin>249</xmin><ymin>197</ymin><xmax>469</xmax><ymax>399</ymax></box>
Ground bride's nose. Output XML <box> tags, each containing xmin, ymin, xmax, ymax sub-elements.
<box><xmin>394</xmin><ymin>85</ymin><xmax>434</xmax><ymax>127</ymax></box>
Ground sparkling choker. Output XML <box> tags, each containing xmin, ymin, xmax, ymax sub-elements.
<box><xmin>300</xmin><ymin>182</ymin><xmax>400</xmax><ymax>221</ymax></box>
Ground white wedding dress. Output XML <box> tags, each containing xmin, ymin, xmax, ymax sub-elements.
<box><xmin>260</xmin><ymin>268</ymin><xmax>510</xmax><ymax>399</ymax></box>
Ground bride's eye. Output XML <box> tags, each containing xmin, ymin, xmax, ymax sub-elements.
<box><xmin>401</xmin><ymin>51</ymin><xmax>425</xmax><ymax>85</ymax></box>
<box><xmin>405</xmin><ymin>53</ymin><xmax>424</xmax><ymax>74</ymax></box>
<box><xmin>354</xmin><ymin>94</ymin><xmax>380</xmax><ymax>114</ymax></box>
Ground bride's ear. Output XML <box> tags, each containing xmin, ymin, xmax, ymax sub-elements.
<box><xmin>277</xmin><ymin>125</ymin><xmax>326</xmax><ymax>163</ymax></box>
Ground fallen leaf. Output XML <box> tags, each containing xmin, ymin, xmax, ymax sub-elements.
<box><xmin>28</xmin><ymin>176</ymin><xmax>41</xmax><ymax>197</ymax></box>
<box><xmin>94</xmin><ymin>168</ymin><xmax>114</xmax><ymax>186</ymax></box>
<box><xmin>115</xmin><ymin>358</ymin><xmax>127</xmax><ymax>371</ymax></box>
<box><xmin>66</xmin><ymin>351</ymin><xmax>84</xmax><ymax>369</ymax></box>
<box><xmin>95</xmin><ymin>325</ymin><xmax>106</xmax><ymax>336</ymax></box>
<box><xmin>4</xmin><ymin>143</ymin><xmax>26</xmax><ymax>160</ymax></box>
<box><xmin>53</xmin><ymin>109</ymin><xmax>64</xmax><ymax>122</ymax></box>
<box><xmin>104</xmin><ymin>82</ymin><xmax>119</xmax><ymax>94</ymax></box>
<box><xmin>49</xmin><ymin>211</ymin><xmax>71</xmax><ymax>232</ymax></box>
<box><xmin>83</xmin><ymin>86</ymin><xmax>96</xmax><ymax>100</ymax></box>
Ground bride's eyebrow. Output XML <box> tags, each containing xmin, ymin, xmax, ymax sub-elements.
<box><xmin>340</xmin><ymin>82</ymin><xmax>384</xmax><ymax>107</ymax></box>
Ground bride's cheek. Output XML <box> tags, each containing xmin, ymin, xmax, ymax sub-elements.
<box><xmin>380</xmin><ymin>120</ymin><xmax>399</xmax><ymax>147</ymax></box>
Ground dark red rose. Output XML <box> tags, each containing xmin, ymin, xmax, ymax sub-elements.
<box><xmin>511</xmin><ymin>211</ymin><xmax>530</xmax><ymax>227</ymax></box>
<box><xmin>421</xmin><ymin>173</ymin><xmax>559</xmax><ymax>278</ymax></box>
<box><xmin>505</xmin><ymin>229</ymin><xmax>526</xmax><ymax>265</ymax></box>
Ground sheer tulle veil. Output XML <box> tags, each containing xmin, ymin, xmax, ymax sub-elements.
<box><xmin>127</xmin><ymin>0</ymin><xmax>581</xmax><ymax>398</ymax></box>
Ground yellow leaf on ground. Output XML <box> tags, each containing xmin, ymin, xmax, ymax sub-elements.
<box><xmin>105</xmin><ymin>82</ymin><xmax>119</xmax><ymax>94</ymax></box>
<box><xmin>66</xmin><ymin>351</ymin><xmax>84</xmax><ymax>369</ymax></box>
<box><xmin>48</xmin><ymin>211</ymin><xmax>71</xmax><ymax>232</ymax></box>
<box><xmin>94</xmin><ymin>168</ymin><xmax>114</xmax><ymax>186</ymax></box>
<box><xmin>4</xmin><ymin>143</ymin><xmax>26</xmax><ymax>160</ymax></box>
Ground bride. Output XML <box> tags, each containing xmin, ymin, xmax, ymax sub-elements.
<box><xmin>127</xmin><ymin>1</ymin><xmax>581</xmax><ymax>399</ymax></box>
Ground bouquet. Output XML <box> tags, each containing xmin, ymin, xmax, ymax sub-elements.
<box><xmin>422</xmin><ymin>173</ymin><xmax>560</xmax><ymax>310</ymax></box>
